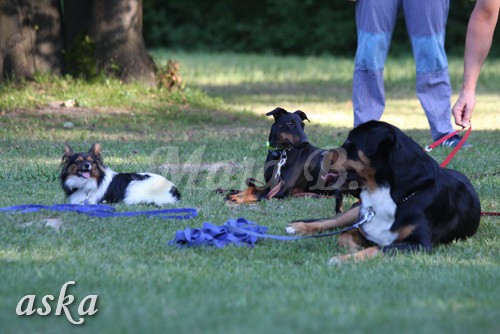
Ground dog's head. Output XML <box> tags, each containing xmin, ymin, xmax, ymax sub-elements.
<box><xmin>341</xmin><ymin>121</ymin><xmax>438</xmax><ymax>197</ymax></box>
<box><xmin>60</xmin><ymin>143</ymin><xmax>105</xmax><ymax>194</ymax></box>
<box><xmin>266</xmin><ymin>107</ymin><xmax>310</xmax><ymax>149</ymax></box>
<box><xmin>340</xmin><ymin>121</ymin><xmax>397</xmax><ymax>190</ymax></box>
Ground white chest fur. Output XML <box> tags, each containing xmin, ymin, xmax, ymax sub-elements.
<box><xmin>65</xmin><ymin>169</ymin><xmax>116</xmax><ymax>204</ymax></box>
<box><xmin>359</xmin><ymin>186</ymin><xmax>398</xmax><ymax>246</ymax></box>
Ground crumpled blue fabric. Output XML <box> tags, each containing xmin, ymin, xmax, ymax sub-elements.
<box><xmin>168</xmin><ymin>218</ymin><xmax>269</xmax><ymax>248</ymax></box>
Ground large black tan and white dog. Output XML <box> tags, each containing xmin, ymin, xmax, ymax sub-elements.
<box><xmin>287</xmin><ymin>121</ymin><xmax>481</xmax><ymax>264</ymax></box>
<box><xmin>61</xmin><ymin>143</ymin><xmax>180</xmax><ymax>205</ymax></box>
<box><xmin>226</xmin><ymin>107</ymin><xmax>350</xmax><ymax>212</ymax></box>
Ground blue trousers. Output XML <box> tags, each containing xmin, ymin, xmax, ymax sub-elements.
<box><xmin>352</xmin><ymin>0</ymin><xmax>453</xmax><ymax>140</ymax></box>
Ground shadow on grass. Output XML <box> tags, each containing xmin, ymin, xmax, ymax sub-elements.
<box><xmin>191</xmin><ymin>81</ymin><xmax>352</xmax><ymax>104</ymax></box>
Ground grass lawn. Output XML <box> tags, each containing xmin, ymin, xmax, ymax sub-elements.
<box><xmin>0</xmin><ymin>51</ymin><xmax>499</xmax><ymax>333</ymax></box>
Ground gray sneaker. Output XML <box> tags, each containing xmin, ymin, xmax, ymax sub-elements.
<box><xmin>440</xmin><ymin>134</ymin><xmax>472</xmax><ymax>148</ymax></box>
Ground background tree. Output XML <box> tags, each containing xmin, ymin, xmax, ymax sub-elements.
<box><xmin>0</xmin><ymin>0</ymin><xmax>156</xmax><ymax>85</ymax></box>
<box><xmin>0</xmin><ymin>0</ymin><xmax>63</xmax><ymax>79</ymax></box>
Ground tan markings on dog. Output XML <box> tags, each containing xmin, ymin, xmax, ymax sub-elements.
<box><xmin>396</xmin><ymin>224</ymin><xmax>417</xmax><ymax>242</ymax></box>
<box><xmin>279</xmin><ymin>133</ymin><xmax>295</xmax><ymax>144</ymax></box>
<box><xmin>344</xmin><ymin>151</ymin><xmax>378</xmax><ymax>192</ymax></box>
<box><xmin>287</xmin><ymin>205</ymin><xmax>359</xmax><ymax>235</ymax></box>
<box><xmin>338</xmin><ymin>229</ymin><xmax>371</xmax><ymax>253</ymax></box>
<box><xmin>91</xmin><ymin>162</ymin><xmax>100</xmax><ymax>178</ymax></box>
<box><xmin>227</xmin><ymin>186</ymin><xmax>260</xmax><ymax>204</ymax></box>
<box><xmin>68</xmin><ymin>164</ymin><xmax>78</xmax><ymax>174</ymax></box>
<box><xmin>75</xmin><ymin>156</ymin><xmax>84</xmax><ymax>162</ymax></box>
<box><xmin>329</xmin><ymin>246</ymin><xmax>381</xmax><ymax>264</ymax></box>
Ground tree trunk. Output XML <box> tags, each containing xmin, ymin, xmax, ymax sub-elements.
<box><xmin>63</xmin><ymin>0</ymin><xmax>92</xmax><ymax>51</ymax></box>
<box><xmin>1</xmin><ymin>0</ymin><xmax>155</xmax><ymax>85</ymax></box>
<box><xmin>89</xmin><ymin>0</ymin><xmax>156</xmax><ymax>86</ymax></box>
<box><xmin>0</xmin><ymin>0</ymin><xmax>63</xmax><ymax>80</ymax></box>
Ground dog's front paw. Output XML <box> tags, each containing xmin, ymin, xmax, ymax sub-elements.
<box><xmin>328</xmin><ymin>247</ymin><xmax>381</xmax><ymax>265</ymax></box>
<box><xmin>327</xmin><ymin>254</ymin><xmax>351</xmax><ymax>265</ymax></box>
<box><xmin>224</xmin><ymin>187</ymin><xmax>259</xmax><ymax>205</ymax></box>
<box><xmin>286</xmin><ymin>222</ymin><xmax>319</xmax><ymax>235</ymax></box>
<box><xmin>224</xmin><ymin>192</ymin><xmax>245</xmax><ymax>204</ymax></box>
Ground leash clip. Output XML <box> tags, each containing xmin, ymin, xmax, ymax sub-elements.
<box><xmin>275</xmin><ymin>151</ymin><xmax>288</xmax><ymax>179</ymax></box>
<box><xmin>84</xmin><ymin>190</ymin><xmax>92</xmax><ymax>205</ymax></box>
<box><xmin>353</xmin><ymin>207</ymin><xmax>375</xmax><ymax>228</ymax></box>
<box><xmin>424</xmin><ymin>145</ymin><xmax>432</xmax><ymax>152</ymax></box>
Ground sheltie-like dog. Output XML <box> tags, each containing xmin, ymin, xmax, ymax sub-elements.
<box><xmin>60</xmin><ymin>143</ymin><xmax>180</xmax><ymax>206</ymax></box>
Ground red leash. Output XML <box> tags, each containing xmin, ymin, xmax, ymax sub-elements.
<box><xmin>481</xmin><ymin>212</ymin><xmax>500</xmax><ymax>217</ymax></box>
<box><xmin>424</xmin><ymin>126</ymin><xmax>472</xmax><ymax>168</ymax></box>
<box><xmin>424</xmin><ymin>126</ymin><xmax>498</xmax><ymax>217</ymax></box>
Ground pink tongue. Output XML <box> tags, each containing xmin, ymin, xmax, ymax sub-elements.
<box><xmin>81</xmin><ymin>172</ymin><xmax>90</xmax><ymax>178</ymax></box>
<box><xmin>321</xmin><ymin>172</ymin><xmax>339</xmax><ymax>181</ymax></box>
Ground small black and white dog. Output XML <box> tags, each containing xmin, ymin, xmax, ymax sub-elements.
<box><xmin>60</xmin><ymin>143</ymin><xmax>180</xmax><ymax>205</ymax></box>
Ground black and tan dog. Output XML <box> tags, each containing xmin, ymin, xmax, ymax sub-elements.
<box><xmin>226</xmin><ymin>107</ymin><xmax>349</xmax><ymax>212</ymax></box>
<box><xmin>287</xmin><ymin>121</ymin><xmax>481</xmax><ymax>263</ymax></box>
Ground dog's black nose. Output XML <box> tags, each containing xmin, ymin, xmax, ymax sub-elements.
<box><xmin>82</xmin><ymin>161</ymin><xmax>92</xmax><ymax>170</ymax></box>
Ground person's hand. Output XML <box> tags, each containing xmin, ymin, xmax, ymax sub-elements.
<box><xmin>452</xmin><ymin>90</ymin><xmax>475</xmax><ymax>128</ymax></box>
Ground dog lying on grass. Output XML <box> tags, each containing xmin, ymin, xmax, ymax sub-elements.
<box><xmin>226</xmin><ymin>107</ymin><xmax>353</xmax><ymax>212</ymax></box>
<box><xmin>61</xmin><ymin>143</ymin><xmax>180</xmax><ymax>206</ymax></box>
<box><xmin>287</xmin><ymin>121</ymin><xmax>481</xmax><ymax>264</ymax></box>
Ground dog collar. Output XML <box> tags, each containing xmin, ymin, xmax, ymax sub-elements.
<box><xmin>266</xmin><ymin>141</ymin><xmax>291</xmax><ymax>152</ymax></box>
<box><xmin>84</xmin><ymin>190</ymin><xmax>92</xmax><ymax>205</ymax></box>
<box><xmin>398</xmin><ymin>191</ymin><xmax>417</xmax><ymax>205</ymax></box>
<box><xmin>275</xmin><ymin>150</ymin><xmax>288</xmax><ymax>180</ymax></box>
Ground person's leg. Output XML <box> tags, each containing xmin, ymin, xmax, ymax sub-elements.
<box><xmin>403</xmin><ymin>0</ymin><xmax>454</xmax><ymax>140</ymax></box>
<box><xmin>353</xmin><ymin>0</ymin><xmax>399</xmax><ymax>126</ymax></box>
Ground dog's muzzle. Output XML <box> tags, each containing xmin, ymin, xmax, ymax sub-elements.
<box><xmin>77</xmin><ymin>162</ymin><xmax>92</xmax><ymax>179</ymax></box>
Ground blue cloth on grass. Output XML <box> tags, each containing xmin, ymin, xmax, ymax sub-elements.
<box><xmin>168</xmin><ymin>218</ymin><xmax>268</xmax><ymax>248</ymax></box>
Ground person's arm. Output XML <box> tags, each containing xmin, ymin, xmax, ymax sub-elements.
<box><xmin>452</xmin><ymin>0</ymin><xmax>499</xmax><ymax>127</ymax></box>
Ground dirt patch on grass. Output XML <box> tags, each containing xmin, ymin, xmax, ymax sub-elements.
<box><xmin>3</xmin><ymin>106</ymin><xmax>136</xmax><ymax>117</ymax></box>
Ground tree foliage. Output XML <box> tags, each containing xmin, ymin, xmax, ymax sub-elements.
<box><xmin>143</xmin><ymin>0</ymin><xmax>499</xmax><ymax>56</ymax></box>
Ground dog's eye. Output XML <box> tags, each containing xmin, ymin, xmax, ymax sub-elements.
<box><xmin>287</xmin><ymin>121</ymin><xmax>294</xmax><ymax>127</ymax></box>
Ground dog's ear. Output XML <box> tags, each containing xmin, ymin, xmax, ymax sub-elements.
<box><xmin>266</xmin><ymin>107</ymin><xmax>288</xmax><ymax>121</ymax></box>
<box><xmin>89</xmin><ymin>143</ymin><xmax>102</xmax><ymax>159</ymax></box>
<box><xmin>364</xmin><ymin>126</ymin><xmax>396</xmax><ymax>157</ymax></box>
<box><xmin>63</xmin><ymin>144</ymin><xmax>74</xmax><ymax>157</ymax></box>
<box><xmin>62</xmin><ymin>144</ymin><xmax>74</xmax><ymax>164</ymax></box>
<box><xmin>294</xmin><ymin>110</ymin><xmax>310</xmax><ymax>122</ymax></box>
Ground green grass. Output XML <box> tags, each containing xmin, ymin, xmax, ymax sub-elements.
<box><xmin>0</xmin><ymin>51</ymin><xmax>499</xmax><ymax>333</ymax></box>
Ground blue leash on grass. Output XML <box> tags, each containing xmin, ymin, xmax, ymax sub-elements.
<box><xmin>169</xmin><ymin>208</ymin><xmax>375</xmax><ymax>248</ymax></box>
<box><xmin>0</xmin><ymin>204</ymin><xmax>198</xmax><ymax>220</ymax></box>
